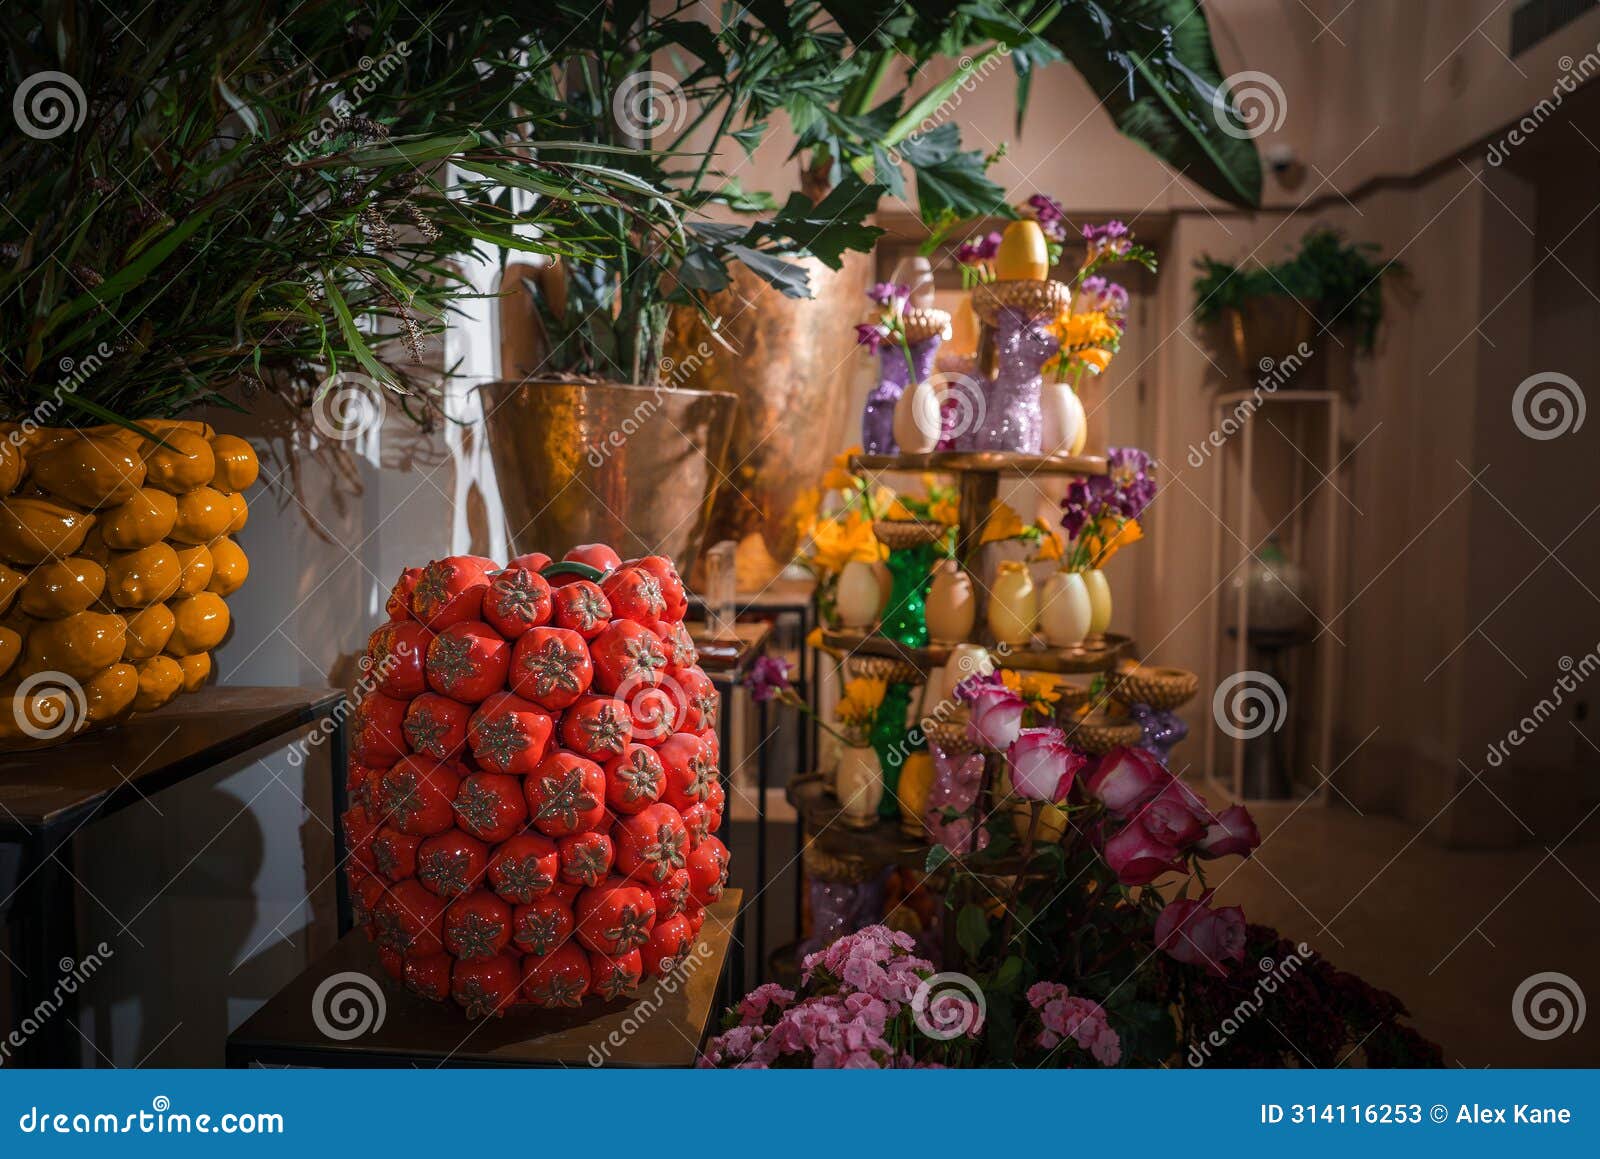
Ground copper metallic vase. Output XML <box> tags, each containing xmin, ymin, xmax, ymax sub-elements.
<box><xmin>477</xmin><ymin>380</ymin><xmax>737</xmax><ymax>577</ymax></box>
<box><xmin>664</xmin><ymin>252</ymin><xmax>871</xmax><ymax>578</ymax></box>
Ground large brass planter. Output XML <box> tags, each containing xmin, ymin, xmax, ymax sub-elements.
<box><xmin>666</xmin><ymin>252</ymin><xmax>871</xmax><ymax>575</ymax></box>
<box><xmin>478</xmin><ymin>380</ymin><xmax>736</xmax><ymax>576</ymax></box>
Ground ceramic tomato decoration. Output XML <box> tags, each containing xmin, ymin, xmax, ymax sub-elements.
<box><xmin>588</xmin><ymin>950</ymin><xmax>643</xmax><ymax>1000</ymax></box>
<box><xmin>589</xmin><ymin>620</ymin><xmax>668</xmax><ymax>694</ymax></box>
<box><xmin>451</xmin><ymin>953</ymin><xmax>521</xmax><ymax>1018</ymax></box>
<box><xmin>657</xmin><ymin>731</ymin><xmax>717</xmax><ymax>811</ymax></box>
<box><xmin>619</xmin><ymin>681</ymin><xmax>679</xmax><ymax>745</ymax></box>
<box><xmin>601</xmin><ymin>566</ymin><xmax>670</xmax><ymax>625</ymax></box>
<box><xmin>674</xmin><ymin>665</ymin><xmax>718</xmax><ymax>732</ymax></box>
<box><xmin>640</xmin><ymin>912</ymin><xmax>695</xmax><ymax>977</ymax></box>
<box><xmin>346</xmin><ymin>761</ymin><xmax>384</xmax><ymax>814</ymax></box>
<box><xmin>507</xmin><ymin>551</ymin><xmax>551</xmax><ymax>573</ymax></box>
<box><xmin>603</xmin><ymin>743</ymin><xmax>665</xmax><ymax>815</ymax></box>
<box><xmin>404</xmin><ymin>952</ymin><xmax>452</xmax><ymax>1003</ymax></box>
<box><xmin>512</xmin><ymin>896</ymin><xmax>574</xmax><ymax>956</ymax></box>
<box><xmin>416</xmin><ymin>830</ymin><xmax>489</xmax><ymax>898</ymax></box>
<box><xmin>482</xmin><ymin>566</ymin><xmax>552</xmax><ymax>639</ymax></box>
<box><xmin>682</xmin><ymin>901</ymin><xmax>706</xmax><ymax>937</ymax></box>
<box><xmin>521</xmin><ymin>943</ymin><xmax>591</xmax><ymax>1008</ymax></box>
<box><xmin>680</xmin><ymin>801</ymin><xmax>710</xmax><ymax>850</ymax></box>
<box><xmin>378</xmin><ymin>945</ymin><xmax>406</xmax><ymax>983</ymax></box>
<box><xmin>411</xmin><ymin>555</ymin><xmax>496</xmax><ymax>630</ymax></box>
<box><xmin>486</xmin><ymin>833</ymin><xmax>558</xmax><ymax>904</ymax></box>
<box><xmin>629</xmin><ymin>555</ymin><xmax>689</xmax><ymax>621</ymax></box>
<box><xmin>367</xmin><ymin>620</ymin><xmax>432</xmax><ymax>699</ymax></box>
<box><xmin>342</xmin><ymin>806</ymin><xmax>379</xmax><ymax>873</ymax></box>
<box><xmin>551</xmin><ymin>579</ymin><xmax>611</xmax><ymax>638</ymax></box>
<box><xmin>559</xmin><ymin>695</ymin><xmax>633</xmax><ymax>760</ymax></box>
<box><xmin>403</xmin><ymin>692</ymin><xmax>471</xmax><ymax>761</ymax></box>
<box><xmin>575</xmin><ymin>876</ymin><xmax>656</xmax><ymax>956</ymax></box>
<box><xmin>426</xmin><ymin>621</ymin><xmax>510</xmax><ymax>703</ymax></box>
<box><xmin>704</xmin><ymin>777</ymin><xmax>726</xmax><ymax>834</ymax></box>
<box><xmin>685</xmin><ymin>835</ymin><xmax>729</xmax><ymax>906</ymax></box>
<box><xmin>351</xmin><ymin>869</ymin><xmax>387</xmax><ymax>931</ymax></box>
<box><xmin>524</xmin><ymin>751</ymin><xmax>606</xmax><ymax>837</ymax></box>
<box><xmin>376</xmin><ymin>756</ymin><xmax>462</xmax><ymax>836</ymax></box>
<box><xmin>557</xmin><ymin>830</ymin><xmax>615</xmax><ymax>888</ymax></box>
<box><xmin>374</xmin><ymin>879</ymin><xmax>445</xmax><ymax>958</ymax></box>
<box><xmin>453</xmin><ymin>773</ymin><xmax>528</xmax><ymax>844</ymax></box>
<box><xmin>387</xmin><ymin>567</ymin><xmax>424</xmax><ymax>622</ymax></box>
<box><xmin>349</xmin><ymin>691</ymin><xmax>410</xmax><ymax>768</ymax></box>
<box><xmin>643</xmin><ymin>868</ymin><xmax>691</xmax><ymax>921</ymax></box>
<box><xmin>662</xmin><ymin>620</ymin><xmax>697</xmax><ymax>670</ymax></box>
<box><xmin>547</xmin><ymin>880</ymin><xmax>581</xmax><ymax>908</ymax></box>
<box><xmin>371</xmin><ymin>827</ymin><xmax>420</xmax><ymax>882</ymax></box>
<box><xmin>444</xmin><ymin>890</ymin><xmax>513</xmax><ymax>961</ymax></box>
<box><xmin>563</xmin><ymin>543</ymin><xmax>621</xmax><ymax>574</ymax></box>
<box><xmin>509</xmin><ymin>627</ymin><xmax>593</xmax><ymax>711</ymax></box>
<box><xmin>467</xmin><ymin>691</ymin><xmax>553</xmax><ymax>775</ymax></box>
<box><xmin>613</xmin><ymin>803</ymin><xmax>689</xmax><ymax>884</ymax></box>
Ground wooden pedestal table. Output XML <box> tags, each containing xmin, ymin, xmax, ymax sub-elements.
<box><xmin>226</xmin><ymin>891</ymin><xmax>743</xmax><ymax>1068</ymax></box>
<box><xmin>0</xmin><ymin>685</ymin><xmax>345</xmax><ymax>1067</ymax></box>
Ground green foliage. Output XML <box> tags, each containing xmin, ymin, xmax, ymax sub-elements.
<box><xmin>1192</xmin><ymin>228</ymin><xmax>1406</xmax><ymax>352</ymax></box>
<box><xmin>0</xmin><ymin>1</ymin><xmax>692</xmax><ymax>426</ymax></box>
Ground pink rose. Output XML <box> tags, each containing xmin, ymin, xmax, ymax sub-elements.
<box><xmin>1006</xmin><ymin>727</ymin><xmax>1085</xmax><ymax>804</ymax></box>
<box><xmin>1139</xmin><ymin>780</ymin><xmax>1208</xmax><ymax>847</ymax></box>
<box><xmin>1154</xmin><ymin>891</ymin><xmax>1246</xmax><ymax>978</ymax></box>
<box><xmin>1102</xmin><ymin>821</ymin><xmax>1185</xmax><ymax>884</ymax></box>
<box><xmin>1194</xmin><ymin>804</ymin><xmax>1261</xmax><ymax>859</ymax></box>
<box><xmin>1084</xmin><ymin>746</ymin><xmax>1168</xmax><ymax>816</ymax></box>
<box><xmin>966</xmin><ymin>686</ymin><xmax>1024</xmax><ymax>751</ymax></box>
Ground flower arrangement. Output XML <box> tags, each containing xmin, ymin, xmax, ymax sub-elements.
<box><xmin>1040</xmin><ymin>218</ymin><xmax>1158</xmax><ymax>384</ymax></box>
<box><xmin>745</xmin><ymin>658</ymin><xmax>884</xmax><ymax>749</ymax></box>
<box><xmin>701</xmin><ymin>926</ymin><xmax>982</xmax><ymax>1067</ymax></box>
<box><xmin>1060</xmin><ymin>446</ymin><xmax>1156</xmax><ymax>572</ymax></box>
<box><xmin>855</xmin><ymin>282</ymin><xmax>918</xmax><ymax>377</ymax></box>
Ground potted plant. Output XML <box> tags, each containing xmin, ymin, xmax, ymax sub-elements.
<box><xmin>0</xmin><ymin>2</ymin><xmax>674</xmax><ymax>743</ymax></box>
<box><xmin>1193</xmin><ymin>228</ymin><xmax>1406</xmax><ymax>380</ymax></box>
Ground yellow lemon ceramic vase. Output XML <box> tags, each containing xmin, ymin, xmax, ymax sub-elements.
<box><xmin>0</xmin><ymin>421</ymin><xmax>256</xmax><ymax>749</ymax></box>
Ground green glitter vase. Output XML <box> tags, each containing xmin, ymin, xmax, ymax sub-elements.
<box><xmin>870</xmin><ymin>681</ymin><xmax>918</xmax><ymax>818</ymax></box>
<box><xmin>881</xmin><ymin>542</ymin><xmax>937</xmax><ymax>647</ymax></box>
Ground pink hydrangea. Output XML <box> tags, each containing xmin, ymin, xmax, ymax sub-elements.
<box><xmin>737</xmin><ymin>982</ymin><xmax>795</xmax><ymax>1026</ymax></box>
<box><xmin>801</xmin><ymin>924</ymin><xmax>932</xmax><ymax>1009</ymax></box>
<box><xmin>1026</xmin><ymin>981</ymin><xmax>1122</xmax><ymax>1066</ymax></box>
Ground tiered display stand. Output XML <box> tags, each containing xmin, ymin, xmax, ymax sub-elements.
<box><xmin>779</xmin><ymin>450</ymin><xmax>1196</xmax><ymax>978</ymax></box>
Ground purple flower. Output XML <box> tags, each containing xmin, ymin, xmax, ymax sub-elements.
<box><xmin>1106</xmin><ymin>446</ymin><xmax>1156</xmax><ymax>520</ymax></box>
<box><xmin>867</xmin><ymin>282</ymin><xmax>911</xmax><ymax>312</ymax></box>
<box><xmin>854</xmin><ymin>322</ymin><xmax>889</xmax><ymax>351</ymax></box>
<box><xmin>1079</xmin><ymin>276</ymin><xmax>1129</xmax><ymax>318</ymax></box>
<box><xmin>977</xmin><ymin>230</ymin><xmax>1002</xmax><ymax>260</ymax></box>
<box><xmin>744</xmin><ymin>654</ymin><xmax>792</xmax><ymax>702</ymax></box>
<box><xmin>955</xmin><ymin>239</ymin><xmax>981</xmax><ymax>265</ymax></box>
<box><xmin>1082</xmin><ymin>220</ymin><xmax>1129</xmax><ymax>243</ymax></box>
<box><xmin>1026</xmin><ymin>193</ymin><xmax>1065</xmax><ymax>223</ymax></box>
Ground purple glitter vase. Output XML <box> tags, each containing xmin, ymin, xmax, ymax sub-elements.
<box><xmin>957</xmin><ymin>306</ymin><xmax>1059</xmax><ymax>453</ymax></box>
<box><xmin>862</xmin><ymin>336</ymin><xmax>940</xmax><ymax>455</ymax></box>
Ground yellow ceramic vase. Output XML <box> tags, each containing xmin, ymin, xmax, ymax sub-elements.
<box><xmin>895</xmin><ymin>751</ymin><xmax>936</xmax><ymax>838</ymax></box>
<box><xmin>0</xmin><ymin>421</ymin><xmax>256</xmax><ymax>749</ymax></box>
